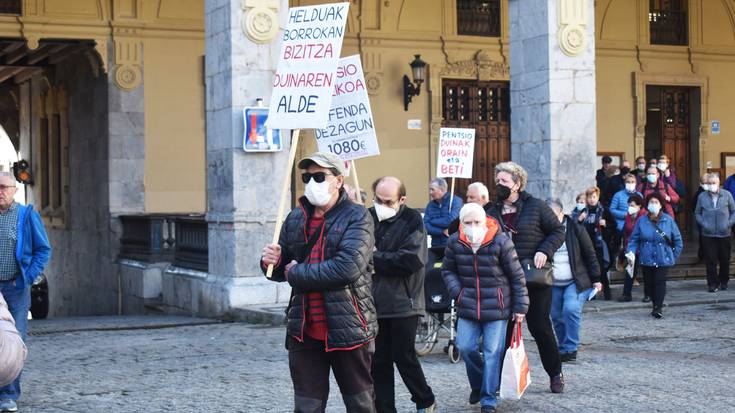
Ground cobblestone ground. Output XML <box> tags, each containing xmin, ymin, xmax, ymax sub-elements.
<box><xmin>20</xmin><ymin>301</ymin><xmax>735</xmax><ymax>413</ymax></box>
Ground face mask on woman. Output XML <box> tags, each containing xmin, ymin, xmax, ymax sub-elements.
<box><xmin>496</xmin><ymin>184</ymin><xmax>512</xmax><ymax>202</ymax></box>
<box><xmin>657</xmin><ymin>163</ymin><xmax>668</xmax><ymax>171</ymax></box>
<box><xmin>628</xmin><ymin>205</ymin><xmax>640</xmax><ymax>216</ymax></box>
<box><xmin>625</xmin><ymin>183</ymin><xmax>637</xmax><ymax>192</ymax></box>
<box><xmin>647</xmin><ymin>174</ymin><xmax>657</xmax><ymax>184</ymax></box>
<box><xmin>463</xmin><ymin>225</ymin><xmax>488</xmax><ymax>245</ymax></box>
<box><xmin>637</xmin><ymin>163</ymin><xmax>646</xmax><ymax>171</ymax></box>
<box><xmin>648</xmin><ymin>203</ymin><xmax>661</xmax><ymax>216</ymax></box>
<box><xmin>304</xmin><ymin>179</ymin><xmax>333</xmax><ymax>207</ymax></box>
<box><xmin>576</xmin><ymin>202</ymin><xmax>586</xmax><ymax>211</ymax></box>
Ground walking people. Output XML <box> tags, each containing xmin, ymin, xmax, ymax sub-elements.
<box><xmin>441</xmin><ymin>203</ymin><xmax>528</xmax><ymax>413</ymax></box>
<box><xmin>617</xmin><ymin>194</ymin><xmax>647</xmax><ymax>302</ymax></box>
<box><xmin>0</xmin><ymin>172</ymin><xmax>51</xmax><ymax>412</ymax></box>
<box><xmin>484</xmin><ymin>162</ymin><xmax>566</xmax><ymax>393</ymax></box>
<box><xmin>369</xmin><ymin>177</ymin><xmax>436</xmax><ymax>413</ymax></box>
<box><xmin>609</xmin><ymin>173</ymin><xmax>642</xmax><ymax>268</ymax></box>
<box><xmin>423</xmin><ymin>178</ymin><xmax>462</xmax><ymax>248</ymax></box>
<box><xmin>694</xmin><ymin>173</ymin><xmax>735</xmax><ymax>292</ymax></box>
<box><xmin>626</xmin><ymin>193</ymin><xmax>683</xmax><ymax>318</ymax></box>
<box><xmin>634</xmin><ymin>156</ymin><xmax>648</xmax><ymax>184</ymax></box>
<box><xmin>596</xmin><ymin>155</ymin><xmax>612</xmax><ymax>193</ymax></box>
<box><xmin>260</xmin><ymin>152</ymin><xmax>377</xmax><ymax>413</ymax></box>
<box><xmin>637</xmin><ymin>166</ymin><xmax>680</xmax><ymax>218</ymax></box>
<box><xmin>574</xmin><ymin>187</ymin><xmax>611</xmax><ymax>300</ymax></box>
<box><xmin>546</xmin><ymin>199</ymin><xmax>602</xmax><ymax>363</ymax></box>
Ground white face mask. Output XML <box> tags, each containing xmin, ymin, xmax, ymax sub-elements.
<box><xmin>576</xmin><ymin>203</ymin><xmax>586</xmax><ymax>211</ymax></box>
<box><xmin>628</xmin><ymin>205</ymin><xmax>640</xmax><ymax>215</ymax></box>
<box><xmin>625</xmin><ymin>183</ymin><xmax>637</xmax><ymax>192</ymax></box>
<box><xmin>374</xmin><ymin>203</ymin><xmax>398</xmax><ymax>222</ymax></box>
<box><xmin>648</xmin><ymin>203</ymin><xmax>661</xmax><ymax>216</ymax></box>
<box><xmin>709</xmin><ymin>184</ymin><xmax>719</xmax><ymax>193</ymax></box>
<box><xmin>657</xmin><ymin>163</ymin><xmax>668</xmax><ymax>171</ymax></box>
<box><xmin>463</xmin><ymin>225</ymin><xmax>488</xmax><ymax>245</ymax></box>
<box><xmin>701</xmin><ymin>184</ymin><xmax>711</xmax><ymax>192</ymax></box>
<box><xmin>304</xmin><ymin>179</ymin><xmax>334</xmax><ymax>207</ymax></box>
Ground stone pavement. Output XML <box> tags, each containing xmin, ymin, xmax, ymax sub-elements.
<box><xmin>17</xmin><ymin>282</ymin><xmax>735</xmax><ymax>412</ymax></box>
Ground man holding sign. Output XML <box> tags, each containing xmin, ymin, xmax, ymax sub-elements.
<box><xmin>261</xmin><ymin>152</ymin><xmax>377</xmax><ymax>413</ymax></box>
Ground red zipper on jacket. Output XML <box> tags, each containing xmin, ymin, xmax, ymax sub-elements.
<box><xmin>497</xmin><ymin>287</ymin><xmax>505</xmax><ymax>311</ymax></box>
<box><xmin>474</xmin><ymin>255</ymin><xmax>481</xmax><ymax>320</ymax></box>
<box><xmin>457</xmin><ymin>288</ymin><xmax>465</xmax><ymax>304</ymax></box>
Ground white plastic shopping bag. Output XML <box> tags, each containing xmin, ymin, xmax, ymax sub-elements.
<box><xmin>499</xmin><ymin>321</ymin><xmax>531</xmax><ymax>400</ymax></box>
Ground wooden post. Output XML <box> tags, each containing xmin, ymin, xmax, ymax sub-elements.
<box><xmin>449</xmin><ymin>177</ymin><xmax>456</xmax><ymax>209</ymax></box>
<box><xmin>350</xmin><ymin>160</ymin><xmax>360</xmax><ymax>203</ymax></box>
<box><xmin>266</xmin><ymin>129</ymin><xmax>301</xmax><ymax>278</ymax></box>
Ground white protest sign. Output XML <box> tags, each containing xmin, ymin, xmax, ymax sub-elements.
<box><xmin>436</xmin><ymin>128</ymin><xmax>475</xmax><ymax>178</ymax></box>
<box><xmin>266</xmin><ymin>2</ymin><xmax>350</xmax><ymax>130</ymax></box>
<box><xmin>314</xmin><ymin>55</ymin><xmax>379</xmax><ymax>161</ymax></box>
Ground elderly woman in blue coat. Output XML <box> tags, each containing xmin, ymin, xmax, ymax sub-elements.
<box><xmin>626</xmin><ymin>192</ymin><xmax>683</xmax><ymax>318</ymax></box>
<box><xmin>442</xmin><ymin>203</ymin><xmax>528</xmax><ymax>413</ymax></box>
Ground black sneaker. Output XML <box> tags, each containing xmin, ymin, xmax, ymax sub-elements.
<box><xmin>721</xmin><ymin>284</ymin><xmax>728</xmax><ymax>291</ymax></box>
<box><xmin>617</xmin><ymin>295</ymin><xmax>632</xmax><ymax>302</ymax></box>
<box><xmin>469</xmin><ymin>389</ymin><xmax>480</xmax><ymax>405</ymax></box>
<box><xmin>652</xmin><ymin>306</ymin><xmax>663</xmax><ymax>319</ymax></box>
<box><xmin>560</xmin><ymin>351</ymin><xmax>577</xmax><ymax>362</ymax></box>
<box><xmin>642</xmin><ymin>296</ymin><xmax>652</xmax><ymax>303</ymax></box>
<box><xmin>709</xmin><ymin>286</ymin><xmax>719</xmax><ymax>293</ymax></box>
<box><xmin>481</xmin><ymin>406</ymin><xmax>496</xmax><ymax>413</ymax></box>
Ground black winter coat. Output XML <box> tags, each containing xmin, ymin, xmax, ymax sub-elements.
<box><xmin>370</xmin><ymin>205</ymin><xmax>427</xmax><ymax>318</ymax></box>
<box><xmin>263</xmin><ymin>190</ymin><xmax>377</xmax><ymax>350</ymax></box>
<box><xmin>442</xmin><ymin>223</ymin><xmax>529</xmax><ymax>321</ymax></box>
<box><xmin>559</xmin><ymin>216</ymin><xmax>602</xmax><ymax>292</ymax></box>
<box><xmin>486</xmin><ymin>191</ymin><xmax>566</xmax><ymax>263</ymax></box>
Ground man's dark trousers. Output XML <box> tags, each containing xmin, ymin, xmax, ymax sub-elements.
<box><xmin>702</xmin><ymin>236</ymin><xmax>731</xmax><ymax>288</ymax></box>
<box><xmin>288</xmin><ymin>335</ymin><xmax>375</xmax><ymax>413</ymax></box>
<box><xmin>372</xmin><ymin>316</ymin><xmax>435</xmax><ymax>413</ymax></box>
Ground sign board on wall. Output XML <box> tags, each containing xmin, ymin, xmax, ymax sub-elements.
<box><xmin>436</xmin><ymin>128</ymin><xmax>475</xmax><ymax>178</ymax></box>
<box><xmin>243</xmin><ymin>107</ymin><xmax>282</xmax><ymax>152</ymax></box>
<box><xmin>711</xmin><ymin>120</ymin><xmax>720</xmax><ymax>135</ymax></box>
<box><xmin>314</xmin><ymin>55</ymin><xmax>379</xmax><ymax>161</ymax></box>
<box><xmin>266</xmin><ymin>2</ymin><xmax>350</xmax><ymax>130</ymax></box>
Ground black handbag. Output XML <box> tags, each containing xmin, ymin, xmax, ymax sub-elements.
<box><xmin>520</xmin><ymin>258</ymin><xmax>553</xmax><ymax>287</ymax></box>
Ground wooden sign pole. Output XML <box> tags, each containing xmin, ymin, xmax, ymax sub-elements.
<box><xmin>266</xmin><ymin>129</ymin><xmax>301</xmax><ymax>278</ymax></box>
<box><xmin>449</xmin><ymin>177</ymin><xmax>456</xmax><ymax>210</ymax></box>
<box><xmin>350</xmin><ymin>160</ymin><xmax>361</xmax><ymax>203</ymax></box>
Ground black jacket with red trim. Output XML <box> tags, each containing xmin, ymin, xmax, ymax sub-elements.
<box><xmin>441</xmin><ymin>217</ymin><xmax>529</xmax><ymax>322</ymax></box>
<box><xmin>262</xmin><ymin>189</ymin><xmax>377</xmax><ymax>350</ymax></box>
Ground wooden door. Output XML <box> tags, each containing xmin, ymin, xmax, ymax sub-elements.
<box><xmin>441</xmin><ymin>79</ymin><xmax>510</xmax><ymax>200</ymax></box>
<box><xmin>660</xmin><ymin>87</ymin><xmax>690</xmax><ymax>234</ymax></box>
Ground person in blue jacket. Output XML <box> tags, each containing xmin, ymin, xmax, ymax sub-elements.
<box><xmin>423</xmin><ymin>178</ymin><xmax>462</xmax><ymax>248</ymax></box>
<box><xmin>723</xmin><ymin>172</ymin><xmax>735</xmax><ymax>196</ymax></box>
<box><xmin>609</xmin><ymin>174</ymin><xmax>643</xmax><ymax>233</ymax></box>
<box><xmin>0</xmin><ymin>172</ymin><xmax>51</xmax><ymax>412</ymax></box>
<box><xmin>626</xmin><ymin>192</ymin><xmax>683</xmax><ymax>319</ymax></box>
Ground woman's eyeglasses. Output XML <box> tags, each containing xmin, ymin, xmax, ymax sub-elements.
<box><xmin>301</xmin><ymin>172</ymin><xmax>334</xmax><ymax>184</ymax></box>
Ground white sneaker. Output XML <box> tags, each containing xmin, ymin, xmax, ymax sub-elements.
<box><xmin>0</xmin><ymin>399</ymin><xmax>17</xmax><ymax>412</ymax></box>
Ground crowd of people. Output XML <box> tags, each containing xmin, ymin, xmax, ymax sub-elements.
<box><xmin>261</xmin><ymin>151</ymin><xmax>735</xmax><ymax>413</ymax></box>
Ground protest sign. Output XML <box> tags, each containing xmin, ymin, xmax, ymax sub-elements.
<box><xmin>266</xmin><ymin>2</ymin><xmax>350</xmax><ymax>130</ymax></box>
<box><xmin>436</xmin><ymin>128</ymin><xmax>475</xmax><ymax>179</ymax></box>
<box><xmin>265</xmin><ymin>3</ymin><xmax>350</xmax><ymax>278</ymax></box>
<box><xmin>315</xmin><ymin>54</ymin><xmax>379</xmax><ymax>161</ymax></box>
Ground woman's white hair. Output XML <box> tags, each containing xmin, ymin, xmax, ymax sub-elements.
<box><xmin>459</xmin><ymin>203</ymin><xmax>486</xmax><ymax>223</ymax></box>
<box><xmin>494</xmin><ymin>162</ymin><xmax>528</xmax><ymax>191</ymax></box>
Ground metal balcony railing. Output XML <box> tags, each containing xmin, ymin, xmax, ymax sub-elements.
<box><xmin>457</xmin><ymin>0</ymin><xmax>501</xmax><ymax>37</ymax></box>
<box><xmin>649</xmin><ymin>9</ymin><xmax>688</xmax><ymax>46</ymax></box>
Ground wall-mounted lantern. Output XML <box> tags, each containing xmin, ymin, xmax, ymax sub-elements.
<box><xmin>403</xmin><ymin>54</ymin><xmax>427</xmax><ymax>111</ymax></box>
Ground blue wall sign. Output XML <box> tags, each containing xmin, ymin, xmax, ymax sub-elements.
<box><xmin>243</xmin><ymin>107</ymin><xmax>282</xmax><ymax>152</ymax></box>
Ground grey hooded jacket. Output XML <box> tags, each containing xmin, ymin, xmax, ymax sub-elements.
<box><xmin>695</xmin><ymin>189</ymin><xmax>735</xmax><ymax>238</ymax></box>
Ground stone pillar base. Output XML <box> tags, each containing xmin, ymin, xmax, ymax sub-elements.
<box><xmin>160</xmin><ymin>269</ymin><xmax>292</xmax><ymax>318</ymax></box>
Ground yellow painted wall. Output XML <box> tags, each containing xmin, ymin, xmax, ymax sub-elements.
<box><xmin>143</xmin><ymin>37</ymin><xmax>206</xmax><ymax>213</ymax></box>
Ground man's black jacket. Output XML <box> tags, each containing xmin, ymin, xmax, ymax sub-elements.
<box><xmin>369</xmin><ymin>205</ymin><xmax>427</xmax><ymax>318</ymax></box>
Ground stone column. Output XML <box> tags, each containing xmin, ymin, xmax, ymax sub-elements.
<box><xmin>509</xmin><ymin>0</ymin><xmax>597</xmax><ymax>207</ymax></box>
<box><xmin>200</xmin><ymin>0</ymin><xmax>291</xmax><ymax>316</ymax></box>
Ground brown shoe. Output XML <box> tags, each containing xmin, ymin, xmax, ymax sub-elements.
<box><xmin>550</xmin><ymin>373</ymin><xmax>565</xmax><ymax>393</ymax></box>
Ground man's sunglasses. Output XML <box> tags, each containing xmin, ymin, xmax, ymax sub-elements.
<box><xmin>301</xmin><ymin>172</ymin><xmax>334</xmax><ymax>184</ymax></box>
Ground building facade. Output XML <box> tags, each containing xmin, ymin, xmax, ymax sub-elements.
<box><xmin>0</xmin><ymin>0</ymin><xmax>733</xmax><ymax>317</ymax></box>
